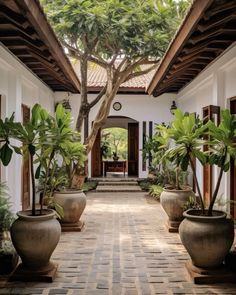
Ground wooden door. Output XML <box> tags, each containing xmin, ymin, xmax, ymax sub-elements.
<box><xmin>230</xmin><ymin>99</ymin><xmax>236</xmax><ymax>218</ymax></box>
<box><xmin>91</xmin><ymin>129</ymin><xmax>102</xmax><ymax>177</ymax></box>
<box><xmin>202</xmin><ymin>105</ymin><xmax>220</xmax><ymax>206</ymax></box>
<box><xmin>22</xmin><ymin>104</ymin><xmax>30</xmax><ymax>210</ymax></box>
<box><xmin>128</xmin><ymin>123</ymin><xmax>139</xmax><ymax>176</ymax></box>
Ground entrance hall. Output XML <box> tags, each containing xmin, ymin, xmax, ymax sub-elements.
<box><xmin>91</xmin><ymin>116</ymin><xmax>139</xmax><ymax>178</ymax></box>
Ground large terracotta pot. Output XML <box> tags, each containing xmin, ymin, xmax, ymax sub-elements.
<box><xmin>54</xmin><ymin>190</ymin><xmax>86</xmax><ymax>231</ymax></box>
<box><xmin>160</xmin><ymin>187</ymin><xmax>194</xmax><ymax>232</ymax></box>
<box><xmin>10</xmin><ymin>209</ymin><xmax>61</xmax><ymax>272</ymax></box>
<box><xmin>179</xmin><ymin>209</ymin><xmax>235</xmax><ymax>268</ymax></box>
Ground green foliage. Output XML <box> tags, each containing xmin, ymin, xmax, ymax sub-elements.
<box><xmin>82</xmin><ymin>181</ymin><xmax>98</xmax><ymax>192</ymax></box>
<box><xmin>183</xmin><ymin>195</ymin><xmax>201</xmax><ymax>211</ymax></box>
<box><xmin>41</xmin><ymin>0</ymin><xmax>190</xmax><ymax>59</ymax></box>
<box><xmin>149</xmin><ymin>185</ymin><xmax>163</xmax><ymax>200</ymax></box>
<box><xmin>0</xmin><ymin>183</ymin><xmax>14</xmax><ymax>233</ymax></box>
<box><xmin>165</xmin><ymin>108</ymin><xmax>236</xmax><ymax>216</ymax></box>
<box><xmin>0</xmin><ymin>104</ymin><xmax>86</xmax><ymax>216</ymax></box>
<box><xmin>101</xmin><ymin>128</ymin><xmax>127</xmax><ymax>160</ymax></box>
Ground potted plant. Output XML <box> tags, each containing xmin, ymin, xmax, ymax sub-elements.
<box><xmin>150</xmin><ymin>123</ymin><xmax>194</xmax><ymax>232</ymax></box>
<box><xmin>0</xmin><ymin>104</ymin><xmax>61</xmax><ymax>281</ymax></box>
<box><xmin>168</xmin><ymin>109</ymin><xmax>235</xmax><ymax>270</ymax></box>
<box><xmin>0</xmin><ymin>182</ymin><xmax>18</xmax><ymax>274</ymax></box>
<box><xmin>45</xmin><ymin>104</ymin><xmax>87</xmax><ymax>232</ymax></box>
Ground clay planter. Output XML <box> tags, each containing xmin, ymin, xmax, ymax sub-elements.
<box><xmin>179</xmin><ymin>209</ymin><xmax>235</xmax><ymax>268</ymax></box>
<box><xmin>10</xmin><ymin>209</ymin><xmax>61</xmax><ymax>281</ymax></box>
<box><xmin>160</xmin><ymin>187</ymin><xmax>194</xmax><ymax>232</ymax></box>
<box><xmin>54</xmin><ymin>190</ymin><xmax>86</xmax><ymax>232</ymax></box>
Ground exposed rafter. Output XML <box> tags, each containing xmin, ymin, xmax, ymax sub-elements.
<box><xmin>148</xmin><ymin>0</ymin><xmax>236</xmax><ymax>97</ymax></box>
<box><xmin>0</xmin><ymin>0</ymin><xmax>80</xmax><ymax>93</ymax></box>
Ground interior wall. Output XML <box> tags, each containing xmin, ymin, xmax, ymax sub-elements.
<box><xmin>175</xmin><ymin>43</ymin><xmax>236</xmax><ymax>213</ymax></box>
<box><xmin>0</xmin><ymin>44</ymin><xmax>55</xmax><ymax>212</ymax></box>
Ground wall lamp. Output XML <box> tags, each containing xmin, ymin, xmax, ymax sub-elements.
<box><xmin>170</xmin><ymin>100</ymin><xmax>177</xmax><ymax>115</ymax></box>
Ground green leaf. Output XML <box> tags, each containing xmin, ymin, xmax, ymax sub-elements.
<box><xmin>0</xmin><ymin>143</ymin><xmax>13</xmax><ymax>166</ymax></box>
<box><xmin>35</xmin><ymin>165</ymin><xmax>41</xmax><ymax>179</ymax></box>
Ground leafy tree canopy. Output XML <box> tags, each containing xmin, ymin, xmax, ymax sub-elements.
<box><xmin>41</xmin><ymin>0</ymin><xmax>190</xmax><ymax>64</ymax></box>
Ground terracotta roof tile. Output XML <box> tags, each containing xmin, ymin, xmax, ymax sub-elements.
<box><xmin>73</xmin><ymin>61</ymin><xmax>155</xmax><ymax>91</ymax></box>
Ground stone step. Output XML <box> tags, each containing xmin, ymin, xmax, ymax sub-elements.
<box><xmin>98</xmin><ymin>181</ymin><xmax>138</xmax><ymax>186</ymax></box>
<box><xmin>90</xmin><ymin>177</ymin><xmax>139</xmax><ymax>182</ymax></box>
<box><xmin>96</xmin><ymin>185</ymin><xmax>142</xmax><ymax>192</ymax></box>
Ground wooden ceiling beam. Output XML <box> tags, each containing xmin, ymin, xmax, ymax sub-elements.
<box><xmin>0</xmin><ymin>5</ymin><xmax>30</xmax><ymax>29</ymax></box>
<box><xmin>197</xmin><ymin>13</ymin><xmax>236</xmax><ymax>33</ymax></box>
<box><xmin>189</xmin><ymin>28</ymin><xmax>236</xmax><ymax>45</ymax></box>
<box><xmin>204</xmin><ymin>1</ymin><xmax>236</xmax><ymax>20</ymax></box>
<box><xmin>177</xmin><ymin>50</ymin><xmax>216</xmax><ymax>62</ymax></box>
<box><xmin>148</xmin><ymin>0</ymin><xmax>214</xmax><ymax>95</ymax></box>
<box><xmin>15</xmin><ymin>0</ymin><xmax>80</xmax><ymax>92</ymax></box>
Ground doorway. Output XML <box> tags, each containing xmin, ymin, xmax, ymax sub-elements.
<box><xmin>21</xmin><ymin>104</ymin><xmax>30</xmax><ymax>210</ymax></box>
<box><xmin>230</xmin><ymin>99</ymin><xmax>236</xmax><ymax>218</ymax></box>
<box><xmin>91</xmin><ymin>116</ymin><xmax>139</xmax><ymax>177</ymax></box>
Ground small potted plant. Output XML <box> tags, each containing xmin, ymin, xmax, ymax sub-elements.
<box><xmin>46</xmin><ymin>104</ymin><xmax>87</xmax><ymax>232</ymax></box>
<box><xmin>0</xmin><ymin>104</ymin><xmax>61</xmax><ymax>281</ymax></box>
<box><xmin>151</xmin><ymin>124</ymin><xmax>194</xmax><ymax>232</ymax></box>
<box><xmin>167</xmin><ymin>109</ymin><xmax>235</xmax><ymax>270</ymax></box>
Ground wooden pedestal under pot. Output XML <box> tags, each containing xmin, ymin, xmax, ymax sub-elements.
<box><xmin>179</xmin><ymin>209</ymin><xmax>235</xmax><ymax>284</ymax></box>
<box><xmin>160</xmin><ymin>187</ymin><xmax>194</xmax><ymax>232</ymax></box>
<box><xmin>54</xmin><ymin>190</ymin><xmax>86</xmax><ymax>232</ymax></box>
<box><xmin>10</xmin><ymin>209</ymin><xmax>61</xmax><ymax>282</ymax></box>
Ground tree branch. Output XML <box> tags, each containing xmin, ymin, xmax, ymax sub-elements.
<box><xmin>89</xmin><ymin>84</ymin><xmax>107</xmax><ymax>108</ymax></box>
<box><xmin>61</xmin><ymin>40</ymin><xmax>83</xmax><ymax>57</ymax></box>
<box><xmin>124</xmin><ymin>63</ymin><xmax>159</xmax><ymax>82</ymax></box>
<box><xmin>88</xmin><ymin>55</ymin><xmax>108</xmax><ymax>68</ymax></box>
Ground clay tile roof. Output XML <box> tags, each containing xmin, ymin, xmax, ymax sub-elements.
<box><xmin>73</xmin><ymin>61</ymin><xmax>155</xmax><ymax>93</ymax></box>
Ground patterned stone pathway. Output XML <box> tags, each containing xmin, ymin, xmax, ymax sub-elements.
<box><xmin>1</xmin><ymin>192</ymin><xmax>236</xmax><ymax>294</ymax></box>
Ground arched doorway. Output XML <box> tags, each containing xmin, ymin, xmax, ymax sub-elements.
<box><xmin>91</xmin><ymin>116</ymin><xmax>139</xmax><ymax>177</ymax></box>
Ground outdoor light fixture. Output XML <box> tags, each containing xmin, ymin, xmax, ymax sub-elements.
<box><xmin>55</xmin><ymin>93</ymin><xmax>72</xmax><ymax>112</ymax></box>
<box><xmin>170</xmin><ymin>100</ymin><xmax>177</xmax><ymax>115</ymax></box>
<box><xmin>62</xmin><ymin>99</ymin><xmax>72</xmax><ymax>112</ymax></box>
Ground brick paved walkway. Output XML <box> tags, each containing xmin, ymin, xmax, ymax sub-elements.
<box><xmin>1</xmin><ymin>192</ymin><xmax>236</xmax><ymax>295</ymax></box>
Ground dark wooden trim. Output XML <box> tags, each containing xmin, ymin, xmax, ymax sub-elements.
<box><xmin>230</xmin><ymin>98</ymin><xmax>236</xmax><ymax>218</ymax></box>
<box><xmin>148</xmin><ymin>0</ymin><xmax>214</xmax><ymax>95</ymax></box>
<box><xmin>202</xmin><ymin>105</ymin><xmax>220</xmax><ymax>206</ymax></box>
<box><xmin>142</xmin><ymin>121</ymin><xmax>146</xmax><ymax>171</ymax></box>
<box><xmin>0</xmin><ymin>0</ymin><xmax>80</xmax><ymax>93</ymax></box>
<box><xmin>149</xmin><ymin>121</ymin><xmax>153</xmax><ymax>167</ymax></box>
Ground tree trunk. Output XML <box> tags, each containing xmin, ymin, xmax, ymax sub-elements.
<box><xmin>86</xmin><ymin>81</ymin><xmax>122</xmax><ymax>154</ymax></box>
<box><xmin>76</xmin><ymin>56</ymin><xmax>88</xmax><ymax>132</ymax></box>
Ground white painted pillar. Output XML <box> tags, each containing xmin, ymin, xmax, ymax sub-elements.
<box><xmin>6</xmin><ymin>72</ymin><xmax>22</xmax><ymax>212</ymax></box>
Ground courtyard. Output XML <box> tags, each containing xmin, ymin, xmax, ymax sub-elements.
<box><xmin>1</xmin><ymin>191</ymin><xmax>236</xmax><ymax>295</ymax></box>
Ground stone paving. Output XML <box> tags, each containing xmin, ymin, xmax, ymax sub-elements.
<box><xmin>1</xmin><ymin>192</ymin><xmax>236</xmax><ymax>295</ymax></box>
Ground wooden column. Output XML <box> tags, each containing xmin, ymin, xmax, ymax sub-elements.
<box><xmin>202</xmin><ymin>105</ymin><xmax>220</xmax><ymax>206</ymax></box>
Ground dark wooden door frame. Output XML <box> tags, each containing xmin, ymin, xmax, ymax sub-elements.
<box><xmin>128</xmin><ymin>122</ymin><xmax>139</xmax><ymax>176</ymax></box>
<box><xmin>230</xmin><ymin>98</ymin><xmax>236</xmax><ymax>218</ymax></box>
<box><xmin>21</xmin><ymin>104</ymin><xmax>31</xmax><ymax>210</ymax></box>
<box><xmin>202</xmin><ymin>105</ymin><xmax>220</xmax><ymax>207</ymax></box>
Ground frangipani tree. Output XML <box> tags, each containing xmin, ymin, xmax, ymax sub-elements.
<box><xmin>41</xmin><ymin>0</ymin><xmax>191</xmax><ymax>153</ymax></box>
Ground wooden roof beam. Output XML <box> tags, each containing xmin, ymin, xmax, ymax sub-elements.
<box><xmin>15</xmin><ymin>0</ymin><xmax>80</xmax><ymax>92</ymax></box>
<box><xmin>197</xmin><ymin>13</ymin><xmax>236</xmax><ymax>32</ymax></box>
<box><xmin>148</xmin><ymin>0</ymin><xmax>214</xmax><ymax>95</ymax></box>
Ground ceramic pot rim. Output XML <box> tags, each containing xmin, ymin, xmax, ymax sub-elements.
<box><xmin>183</xmin><ymin>209</ymin><xmax>227</xmax><ymax>221</ymax></box>
<box><xmin>163</xmin><ymin>186</ymin><xmax>193</xmax><ymax>193</ymax></box>
<box><xmin>17</xmin><ymin>209</ymin><xmax>56</xmax><ymax>221</ymax></box>
<box><xmin>56</xmin><ymin>189</ymin><xmax>83</xmax><ymax>194</ymax></box>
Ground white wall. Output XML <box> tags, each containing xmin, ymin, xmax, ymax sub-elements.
<box><xmin>175</xmin><ymin>42</ymin><xmax>236</xmax><ymax>212</ymax></box>
<box><xmin>55</xmin><ymin>91</ymin><xmax>175</xmax><ymax>178</ymax></box>
<box><xmin>0</xmin><ymin>44</ymin><xmax>55</xmax><ymax>212</ymax></box>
